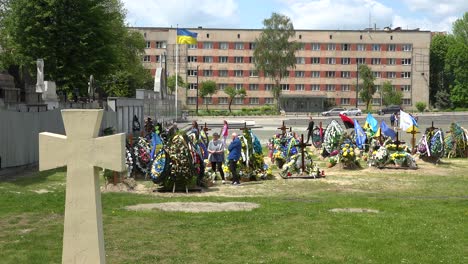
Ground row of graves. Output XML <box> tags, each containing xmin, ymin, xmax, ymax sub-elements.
<box><xmin>124</xmin><ymin>119</ymin><xmax>274</xmax><ymax>192</ymax></box>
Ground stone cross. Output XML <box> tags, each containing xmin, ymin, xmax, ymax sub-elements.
<box><xmin>294</xmin><ymin>134</ymin><xmax>311</xmax><ymax>173</ymax></box>
<box><xmin>39</xmin><ymin>110</ymin><xmax>125</xmax><ymax>264</ymax></box>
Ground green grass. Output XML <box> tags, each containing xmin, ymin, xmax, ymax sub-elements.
<box><xmin>0</xmin><ymin>162</ymin><xmax>467</xmax><ymax>264</ymax></box>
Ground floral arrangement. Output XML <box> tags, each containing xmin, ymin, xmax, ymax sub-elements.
<box><xmin>133</xmin><ymin>137</ymin><xmax>151</xmax><ymax>174</ymax></box>
<box><xmin>444</xmin><ymin>123</ymin><xmax>468</xmax><ymax>158</ymax></box>
<box><xmin>125</xmin><ymin>144</ymin><xmax>134</xmax><ymax>178</ymax></box>
<box><xmin>338</xmin><ymin>142</ymin><xmax>360</xmax><ymax>168</ymax></box>
<box><xmin>418</xmin><ymin>129</ymin><xmax>445</xmax><ymax>163</ymax></box>
<box><xmin>280</xmin><ymin>151</ymin><xmax>321</xmax><ymax>178</ymax></box>
<box><xmin>322</xmin><ymin>120</ymin><xmax>344</xmax><ymax>156</ymax></box>
<box><xmin>368</xmin><ymin>147</ymin><xmax>388</xmax><ymax>167</ymax></box>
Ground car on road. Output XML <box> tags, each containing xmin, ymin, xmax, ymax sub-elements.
<box><xmin>321</xmin><ymin>107</ymin><xmax>346</xmax><ymax>116</ymax></box>
<box><xmin>340</xmin><ymin>108</ymin><xmax>362</xmax><ymax>116</ymax></box>
<box><xmin>378</xmin><ymin>105</ymin><xmax>402</xmax><ymax>115</ymax></box>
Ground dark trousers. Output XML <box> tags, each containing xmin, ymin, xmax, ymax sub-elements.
<box><xmin>306</xmin><ymin>129</ymin><xmax>312</xmax><ymax>143</ymax></box>
<box><xmin>229</xmin><ymin>159</ymin><xmax>239</xmax><ymax>183</ymax></box>
<box><xmin>211</xmin><ymin>162</ymin><xmax>225</xmax><ymax>180</ymax></box>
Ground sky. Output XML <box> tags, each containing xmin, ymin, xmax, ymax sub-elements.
<box><xmin>121</xmin><ymin>0</ymin><xmax>467</xmax><ymax>32</ymax></box>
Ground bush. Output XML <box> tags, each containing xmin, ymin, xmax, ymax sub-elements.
<box><xmin>415</xmin><ymin>102</ymin><xmax>427</xmax><ymax>112</ymax></box>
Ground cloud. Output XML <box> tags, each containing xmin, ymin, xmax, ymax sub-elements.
<box><xmin>121</xmin><ymin>0</ymin><xmax>240</xmax><ymax>28</ymax></box>
<box><xmin>400</xmin><ymin>0</ymin><xmax>468</xmax><ymax>17</ymax></box>
<box><xmin>279</xmin><ymin>0</ymin><xmax>394</xmax><ymax>30</ymax></box>
<box><xmin>392</xmin><ymin>15</ymin><xmax>458</xmax><ymax>32</ymax></box>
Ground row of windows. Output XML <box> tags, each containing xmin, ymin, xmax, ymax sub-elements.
<box><xmin>187</xmin><ymin>97</ymin><xmax>412</xmax><ymax>106</ymax></box>
<box><xmin>188</xmin><ymin>83</ymin><xmax>411</xmax><ymax>92</ymax></box>
<box><xmin>145</xmin><ymin>41</ymin><xmax>167</xmax><ymax>49</ymax></box>
<box><xmin>189</xmin><ymin>69</ymin><xmax>412</xmax><ymax>79</ymax></box>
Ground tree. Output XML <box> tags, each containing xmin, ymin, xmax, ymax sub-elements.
<box><xmin>253</xmin><ymin>13</ymin><xmax>300</xmax><ymax>112</ymax></box>
<box><xmin>445</xmin><ymin>38</ymin><xmax>468</xmax><ymax>108</ymax></box>
<box><xmin>199</xmin><ymin>80</ymin><xmax>217</xmax><ymax>110</ymax></box>
<box><xmin>166</xmin><ymin>74</ymin><xmax>186</xmax><ymax>94</ymax></box>
<box><xmin>358</xmin><ymin>64</ymin><xmax>376</xmax><ymax>111</ymax></box>
<box><xmin>429</xmin><ymin>34</ymin><xmax>449</xmax><ymax>105</ymax></box>
<box><xmin>452</xmin><ymin>12</ymin><xmax>468</xmax><ymax>45</ymax></box>
<box><xmin>224</xmin><ymin>86</ymin><xmax>246</xmax><ymax>113</ymax></box>
<box><xmin>381</xmin><ymin>81</ymin><xmax>402</xmax><ymax>106</ymax></box>
<box><xmin>434</xmin><ymin>89</ymin><xmax>452</xmax><ymax>109</ymax></box>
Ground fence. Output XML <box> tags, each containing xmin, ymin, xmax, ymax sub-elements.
<box><xmin>135</xmin><ymin>89</ymin><xmax>180</xmax><ymax>123</ymax></box>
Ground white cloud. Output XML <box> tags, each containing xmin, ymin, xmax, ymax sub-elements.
<box><xmin>121</xmin><ymin>0</ymin><xmax>239</xmax><ymax>28</ymax></box>
<box><xmin>400</xmin><ymin>0</ymin><xmax>468</xmax><ymax>17</ymax></box>
<box><xmin>392</xmin><ymin>15</ymin><xmax>458</xmax><ymax>32</ymax></box>
<box><xmin>279</xmin><ymin>0</ymin><xmax>394</xmax><ymax>30</ymax></box>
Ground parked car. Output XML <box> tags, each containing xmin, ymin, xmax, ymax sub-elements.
<box><xmin>340</xmin><ymin>108</ymin><xmax>362</xmax><ymax>116</ymax></box>
<box><xmin>321</xmin><ymin>107</ymin><xmax>346</xmax><ymax>116</ymax></box>
<box><xmin>378</xmin><ymin>105</ymin><xmax>402</xmax><ymax>115</ymax></box>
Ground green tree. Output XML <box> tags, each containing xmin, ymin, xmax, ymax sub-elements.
<box><xmin>415</xmin><ymin>102</ymin><xmax>427</xmax><ymax>112</ymax></box>
<box><xmin>199</xmin><ymin>80</ymin><xmax>217</xmax><ymax>110</ymax></box>
<box><xmin>429</xmin><ymin>34</ymin><xmax>449</xmax><ymax>105</ymax></box>
<box><xmin>253</xmin><ymin>13</ymin><xmax>300</xmax><ymax>112</ymax></box>
<box><xmin>224</xmin><ymin>86</ymin><xmax>246</xmax><ymax>113</ymax></box>
<box><xmin>452</xmin><ymin>12</ymin><xmax>468</xmax><ymax>45</ymax></box>
<box><xmin>358</xmin><ymin>64</ymin><xmax>375</xmax><ymax>111</ymax></box>
<box><xmin>167</xmin><ymin>74</ymin><xmax>186</xmax><ymax>94</ymax></box>
<box><xmin>434</xmin><ymin>89</ymin><xmax>452</xmax><ymax>109</ymax></box>
<box><xmin>381</xmin><ymin>81</ymin><xmax>402</xmax><ymax>106</ymax></box>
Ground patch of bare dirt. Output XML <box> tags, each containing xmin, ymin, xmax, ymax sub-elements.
<box><xmin>125</xmin><ymin>202</ymin><xmax>260</xmax><ymax>213</ymax></box>
<box><xmin>329</xmin><ymin>208</ymin><xmax>379</xmax><ymax>213</ymax></box>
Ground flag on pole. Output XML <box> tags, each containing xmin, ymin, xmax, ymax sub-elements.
<box><xmin>399</xmin><ymin>110</ymin><xmax>418</xmax><ymax>132</ymax></box>
<box><xmin>380</xmin><ymin>120</ymin><xmax>396</xmax><ymax>139</ymax></box>
<box><xmin>339</xmin><ymin>114</ymin><xmax>354</xmax><ymax>129</ymax></box>
<box><xmin>176</xmin><ymin>29</ymin><xmax>198</xmax><ymax>44</ymax></box>
<box><xmin>354</xmin><ymin>120</ymin><xmax>367</xmax><ymax>149</ymax></box>
<box><xmin>364</xmin><ymin>113</ymin><xmax>378</xmax><ymax>132</ymax></box>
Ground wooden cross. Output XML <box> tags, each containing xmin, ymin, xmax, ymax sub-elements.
<box><xmin>203</xmin><ymin>122</ymin><xmax>211</xmax><ymax>134</ymax></box>
<box><xmin>277</xmin><ymin>121</ymin><xmax>290</xmax><ymax>135</ymax></box>
<box><xmin>294</xmin><ymin>134</ymin><xmax>312</xmax><ymax>174</ymax></box>
<box><xmin>39</xmin><ymin>110</ymin><xmax>125</xmax><ymax>264</ymax></box>
<box><xmin>239</xmin><ymin>122</ymin><xmax>250</xmax><ymax>134</ymax></box>
<box><xmin>406</xmin><ymin>125</ymin><xmax>420</xmax><ymax>154</ymax></box>
<box><xmin>394</xmin><ymin>132</ymin><xmax>405</xmax><ymax>150</ymax></box>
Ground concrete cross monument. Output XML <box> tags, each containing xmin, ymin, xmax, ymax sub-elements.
<box><xmin>39</xmin><ymin>109</ymin><xmax>125</xmax><ymax>264</ymax></box>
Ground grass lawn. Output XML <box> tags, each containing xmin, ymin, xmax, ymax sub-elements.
<box><xmin>0</xmin><ymin>158</ymin><xmax>467</xmax><ymax>264</ymax></box>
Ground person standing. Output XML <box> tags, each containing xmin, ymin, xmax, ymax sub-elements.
<box><xmin>221</xmin><ymin>120</ymin><xmax>229</xmax><ymax>145</ymax></box>
<box><xmin>228</xmin><ymin>132</ymin><xmax>242</xmax><ymax>185</ymax></box>
<box><xmin>390</xmin><ymin>113</ymin><xmax>395</xmax><ymax>127</ymax></box>
<box><xmin>208</xmin><ymin>132</ymin><xmax>226</xmax><ymax>184</ymax></box>
<box><xmin>305</xmin><ymin>116</ymin><xmax>315</xmax><ymax>143</ymax></box>
<box><xmin>190</xmin><ymin>120</ymin><xmax>200</xmax><ymax>139</ymax></box>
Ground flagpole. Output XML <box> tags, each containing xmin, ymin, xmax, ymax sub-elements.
<box><xmin>175</xmin><ymin>25</ymin><xmax>179</xmax><ymax>122</ymax></box>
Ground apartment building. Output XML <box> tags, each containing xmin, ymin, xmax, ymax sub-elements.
<box><xmin>134</xmin><ymin>27</ymin><xmax>431</xmax><ymax>112</ymax></box>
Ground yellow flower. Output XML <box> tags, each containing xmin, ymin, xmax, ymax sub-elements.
<box><xmin>343</xmin><ymin>152</ymin><xmax>348</xmax><ymax>156</ymax></box>
<box><xmin>349</xmin><ymin>148</ymin><xmax>354</xmax><ymax>152</ymax></box>
<box><xmin>350</xmin><ymin>152</ymin><xmax>354</xmax><ymax>156</ymax></box>
<box><xmin>343</xmin><ymin>147</ymin><xmax>348</xmax><ymax>152</ymax></box>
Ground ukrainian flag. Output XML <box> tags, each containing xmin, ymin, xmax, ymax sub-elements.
<box><xmin>177</xmin><ymin>28</ymin><xmax>197</xmax><ymax>44</ymax></box>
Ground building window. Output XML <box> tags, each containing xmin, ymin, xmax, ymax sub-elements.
<box><xmin>341</xmin><ymin>71</ymin><xmax>350</xmax><ymax>78</ymax></box>
<box><xmin>234</xmin><ymin>97</ymin><xmax>244</xmax><ymax>105</ymax></box>
<box><xmin>281</xmin><ymin>84</ymin><xmax>290</xmax><ymax>91</ymax></box>
<box><xmin>295</xmin><ymin>84</ymin><xmax>305</xmax><ymax>91</ymax></box>
<box><xmin>311</xmin><ymin>71</ymin><xmax>320</xmax><ymax>78</ymax></box>
<box><xmin>326</xmin><ymin>71</ymin><xmax>335</xmax><ymax>78</ymax></box>
<box><xmin>372</xmin><ymin>44</ymin><xmax>381</xmax><ymax>51</ymax></box>
<box><xmin>372</xmin><ymin>98</ymin><xmax>381</xmax><ymax>105</ymax></box>
<box><xmin>203</xmin><ymin>56</ymin><xmax>213</xmax><ymax>63</ymax></box>
<box><xmin>372</xmin><ymin>71</ymin><xmax>381</xmax><ymax>78</ymax></box>
<box><xmin>387</xmin><ymin>44</ymin><xmax>396</xmax><ymax>51</ymax></box>
<box><xmin>311</xmin><ymin>84</ymin><xmax>320</xmax><ymax>91</ymax></box>
<box><xmin>358</xmin><ymin>98</ymin><xmax>365</xmax><ymax>105</ymax></box>
<box><xmin>235</xmin><ymin>83</ymin><xmax>243</xmax><ymax>90</ymax></box>
<box><xmin>234</xmin><ymin>56</ymin><xmax>244</xmax><ymax>63</ymax></box>
<box><xmin>342</xmin><ymin>43</ymin><xmax>351</xmax><ymax>51</ymax></box>
<box><xmin>203</xmin><ymin>97</ymin><xmax>212</xmax><ymax>104</ymax></box>
<box><xmin>327</xmin><ymin>43</ymin><xmax>336</xmax><ymax>50</ymax></box>
<box><xmin>341</xmin><ymin>98</ymin><xmax>350</xmax><ymax>105</ymax></box>
<box><xmin>387</xmin><ymin>58</ymin><xmax>396</xmax><ymax>65</ymax></box>
<box><xmin>187</xmin><ymin>97</ymin><xmax>197</xmax><ymax>105</ymax></box>
<box><xmin>401</xmin><ymin>85</ymin><xmax>411</xmax><ymax>92</ymax></box>
<box><xmin>311</xmin><ymin>43</ymin><xmax>320</xmax><ymax>50</ymax></box>
<box><xmin>249</xmin><ymin>42</ymin><xmax>256</xmax><ymax>49</ymax></box>
<box><xmin>298</xmin><ymin>43</ymin><xmax>305</xmax><ymax>50</ymax></box>
<box><xmin>403</xmin><ymin>98</ymin><xmax>411</xmax><ymax>105</ymax></box>
<box><xmin>218</xmin><ymin>97</ymin><xmax>228</xmax><ymax>104</ymax></box>
<box><xmin>219</xmin><ymin>70</ymin><xmax>228</xmax><ymax>77</ymax></box>
<box><xmin>374</xmin><ymin>85</ymin><xmax>381</xmax><ymax>91</ymax></box>
<box><xmin>218</xmin><ymin>56</ymin><xmax>228</xmax><ymax>63</ymax></box>
<box><xmin>341</xmin><ymin>84</ymin><xmax>350</xmax><ymax>91</ymax></box>
<box><xmin>387</xmin><ymin>72</ymin><xmax>396</xmax><ymax>78</ymax></box>
<box><xmin>311</xmin><ymin>57</ymin><xmax>320</xmax><ymax>64</ymax></box>
<box><xmin>206</xmin><ymin>33</ymin><xmax>210</xmax><ymax>38</ymax></box>
<box><xmin>218</xmin><ymin>83</ymin><xmax>227</xmax><ymax>90</ymax></box>
<box><xmin>357</xmin><ymin>58</ymin><xmax>366</xmax><ymax>64</ymax></box>
<box><xmin>357</xmin><ymin>44</ymin><xmax>366</xmax><ymax>51</ymax></box>
<box><xmin>249</xmin><ymin>57</ymin><xmax>256</xmax><ymax>63</ymax></box>
<box><xmin>326</xmin><ymin>57</ymin><xmax>336</xmax><ymax>64</ymax></box>
<box><xmin>371</xmin><ymin>58</ymin><xmax>381</xmax><ymax>65</ymax></box>
<box><xmin>187</xmin><ymin>69</ymin><xmax>198</xmax><ymax>76</ymax></box>
<box><xmin>188</xmin><ymin>44</ymin><xmax>197</xmax><ymax>49</ymax></box>
<box><xmin>295</xmin><ymin>71</ymin><xmax>305</xmax><ymax>78</ymax></box>
<box><xmin>187</xmin><ymin>56</ymin><xmax>197</xmax><ymax>62</ymax></box>
<box><xmin>234</xmin><ymin>42</ymin><xmax>244</xmax><ymax>50</ymax></box>
<box><xmin>145</xmin><ymin>41</ymin><xmax>151</xmax><ymax>48</ymax></box>
<box><xmin>402</xmin><ymin>58</ymin><xmax>412</xmax><ymax>65</ymax></box>
<box><xmin>326</xmin><ymin>84</ymin><xmax>336</xmax><ymax>91</ymax></box>
<box><xmin>265</xmin><ymin>98</ymin><xmax>274</xmax><ymax>104</ymax></box>
<box><xmin>203</xmin><ymin>70</ymin><xmax>213</xmax><ymax>76</ymax></box>
<box><xmin>156</xmin><ymin>41</ymin><xmax>166</xmax><ymax>48</ymax></box>
<box><xmin>249</xmin><ymin>84</ymin><xmax>259</xmax><ymax>90</ymax></box>
<box><xmin>234</xmin><ymin>70</ymin><xmax>243</xmax><ymax>77</ymax></box>
<box><xmin>341</xmin><ymin>58</ymin><xmax>351</xmax><ymax>64</ymax></box>
<box><xmin>402</xmin><ymin>44</ymin><xmax>412</xmax><ymax>51</ymax></box>
<box><xmin>265</xmin><ymin>84</ymin><xmax>273</xmax><ymax>91</ymax></box>
<box><xmin>249</xmin><ymin>98</ymin><xmax>259</xmax><ymax>105</ymax></box>
<box><xmin>249</xmin><ymin>70</ymin><xmax>258</xmax><ymax>77</ymax></box>
<box><xmin>296</xmin><ymin>57</ymin><xmax>305</xmax><ymax>64</ymax></box>
<box><xmin>401</xmin><ymin>72</ymin><xmax>411</xmax><ymax>78</ymax></box>
<box><xmin>219</xmin><ymin>42</ymin><xmax>228</xmax><ymax>50</ymax></box>
<box><xmin>203</xmin><ymin>42</ymin><xmax>213</xmax><ymax>49</ymax></box>
<box><xmin>143</xmin><ymin>55</ymin><xmax>150</xmax><ymax>62</ymax></box>
<box><xmin>188</xmin><ymin>83</ymin><xmax>198</xmax><ymax>90</ymax></box>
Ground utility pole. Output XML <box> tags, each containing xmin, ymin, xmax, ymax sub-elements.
<box><xmin>196</xmin><ymin>65</ymin><xmax>199</xmax><ymax>115</ymax></box>
<box><xmin>355</xmin><ymin>63</ymin><xmax>359</xmax><ymax>108</ymax></box>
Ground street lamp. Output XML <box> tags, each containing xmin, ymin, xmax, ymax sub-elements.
<box><xmin>196</xmin><ymin>65</ymin><xmax>199</xmax><ymax>115</ymax></box>
<box><xmin>355</xmin><ymin>63</ymin><xmax>359</xmax><ymax>108</ymax></box>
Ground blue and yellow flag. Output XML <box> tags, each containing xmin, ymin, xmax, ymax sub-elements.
<box><xmin>177</xmin><ymin>28</ymin><xmax>197</xmax><ymax>44</ymax></box>
<box><xmin>354</xmin><ymin>119</ymin><xmax>367</xmax><ymax>149</ymax></box>
<box><xmin>380</xmin><ymin>121</ymin><xmax>396</xmax><ymax>139</ymax></box>
<box><xmin>364</xmin><ymin>113</ymin><xmax>378</xmax><ymax>133</ymax></box>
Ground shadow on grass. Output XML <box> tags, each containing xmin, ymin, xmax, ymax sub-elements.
<box><xmin>7</xmin><ymin>167</ymin><xmax>66</xmax><ymax>187</ymax></box>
